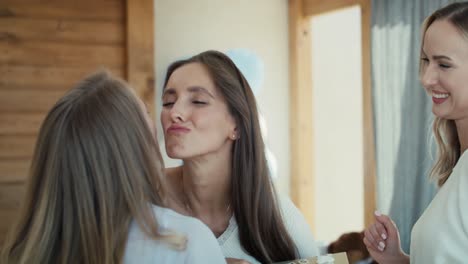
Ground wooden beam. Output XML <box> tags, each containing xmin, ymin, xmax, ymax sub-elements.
<box><xmin>126</xmin><ymin>0</ymin><xmax>155</xmax><ymax>118</ymax></box>
<box><xmin>303</xmin><ymin>0</ymin><xmax>362</xmax><ymax>16</ymax></box>
<box><xmin>288</xmin><ymin>0</ymin><xmax>315</xmax><ymax>231</ymax></box>
<box><xmin>360</xmin><ymin>0</ymin><xmax>376</xmax><ymax>228</ymax></box>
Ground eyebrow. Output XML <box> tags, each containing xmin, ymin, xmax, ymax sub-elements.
<box><xmin>422</xmin><ymin>50</ymin><xmax>452</xmax><ymax>61</ymax></box>
<box><xmin>162</xmin><ymin>86</ymin><xmax>215</xmax><ymax>99</ymax></box>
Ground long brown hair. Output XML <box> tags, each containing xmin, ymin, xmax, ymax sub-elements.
<box><xmin>163</xmin><ymin>50</ymin><xmax>298</xmax><ymax>263</ymax></box>
<box><xmin>1</xmin><ymin>71</ymin><xmax>184</xmax><ymax>264</ymax></box>
<box><xmin>419</xmin><ymin>2</ymin><xmax>468</xmax><ymax>186</ymax></box>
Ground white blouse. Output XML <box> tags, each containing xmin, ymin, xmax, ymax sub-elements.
<box><xmin>218</xmin><ymin>195</ymin><xmax>319</xmax><ymax>263</ymax></box>
<box><xmin>124</xmin><ymin>205</ymin><xmax>226</xmax><ymax>263</ymax></box>
<box><xmin>410</xmin><ymin>151</ymin><xmax>468</xmax><ymax>263</ymax></box>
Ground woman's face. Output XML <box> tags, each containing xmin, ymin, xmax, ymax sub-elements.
<box><xmin>421</xmin><ymin>19</ymin><xmax>468</xmax><ymax>121</ymax></box>
<box><xmin>161</xmin><ymin>62</ymin><xmax>237</xmax><ymax>159</ymax></box>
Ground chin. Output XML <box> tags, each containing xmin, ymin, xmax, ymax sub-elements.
<box><xmin>166</xmin><ymin>148</ymin><xmax>189</xmax><ymax>160</ymax></box>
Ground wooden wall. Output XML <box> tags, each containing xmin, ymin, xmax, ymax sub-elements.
<box><xmin>0</xmin><ymin>0</ymin><xmax>154</xmax><ymax>245</ymax></box>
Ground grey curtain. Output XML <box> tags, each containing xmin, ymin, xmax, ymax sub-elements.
<box><xmin>371</xmin><ymin>0</ymin><xmax>456</xmax><ymax>252</ymax></box>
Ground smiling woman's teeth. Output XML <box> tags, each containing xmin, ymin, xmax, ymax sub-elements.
<box><xmin>432</xmin><ymin>92</ymin><xmax>449</xmax><ymax>99</ymax></box>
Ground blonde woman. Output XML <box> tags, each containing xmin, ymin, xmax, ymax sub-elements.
<box><xmin>0</xmin><ymin>71</ymin><xmax>226</xmax><ymax>264</ymax></box>
<box><xmin>364</xmin><ymin>2</ymin><xmax>468</xmax><ymax>263</ymax></box>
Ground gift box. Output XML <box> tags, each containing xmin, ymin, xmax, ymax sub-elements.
<box><xmin>273</xmin><ymin>252</ymin><xmax>349</xmax><ymax>264</ymax></box>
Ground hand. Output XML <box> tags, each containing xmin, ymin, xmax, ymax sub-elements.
<box><xmin>363</xmin><ymin>211</ymin><xmax>409</xmax><ymax>264</ymax></box>
<box><xmin>226</xmin><ymin>258</ymin><xmax>251</xmax><ymax>264</ymax></box>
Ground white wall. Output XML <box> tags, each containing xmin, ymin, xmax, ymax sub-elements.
<box><xmin>154</xmin><ymin>0</ymin><xmax>291</xmax><ymax>194</ymax></box>
<box><xmin>310</xmin><ymin>6</ymin><xmax>364</xmax><ymax>243</ymax></box>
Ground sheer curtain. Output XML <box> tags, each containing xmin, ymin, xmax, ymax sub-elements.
<box><xmin>371</xmin><ymin>0</ymin><xmax>456</xmax><ymax>252</ymax></box>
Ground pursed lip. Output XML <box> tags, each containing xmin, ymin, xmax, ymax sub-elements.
<box><xmin>167</xmin><ymin>124</ymin><xmax>191</xmax><ymax>134</ymax></box>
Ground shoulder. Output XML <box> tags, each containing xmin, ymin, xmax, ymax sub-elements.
<box><xmin>276</xmin><ymin>193</ymin><xmax>303</xmax><ymax>218</ymax></box>
<box><xmin>154</xmin><ymin>206</ymin><xmax>227</xmax><ymax>263</ymax></box>
<box><xmin>126</xmin><ymin>205</ymin><xmax>226</xmax><ymax>263</ymax></box>
<box><xmin>276</xmin><ymin>194</ymin><xmax>319</xmax><ymax>258</ymax></box>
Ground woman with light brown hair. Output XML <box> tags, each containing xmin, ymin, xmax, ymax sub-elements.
<box><xmin>0</xmin><ymin>71</ymin><xmax>226</xmax><ymax>264</ymax></box>
<box><xmin>364</xmin><ymin>2</ymin><xmax>468</xmax><ymax>263</ymax></box>
<box><xmin>161</xmin><ymin>50</ymin><xmax>319</xmax><ymax>264</ymax></box>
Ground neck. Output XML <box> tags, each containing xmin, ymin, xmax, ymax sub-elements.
<box><xmin>181</xmin><ymin>152</ymin><xmax>232</xmax><ymax>216</ymax></box>
<box><xmin>455</xmin><ymin>118</ymin><xmax>468</xmax><ymax>154</ymax></box>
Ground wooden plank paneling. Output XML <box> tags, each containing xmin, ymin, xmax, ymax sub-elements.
<box><xmin>0</xmin><ymin>0</ymin><xmax>125</xmax><ymax>21</ymax></box>
<box><xmin>0</xmin><ymin>90</ymin><xmax>64</xmax><ymax>113</ymax></box>
<box><xmin>0</xmin><ymin>114</ymin><xmax>45</xmax><ymax>135</ymax></box>
<box><xmin>0</xmin><ymin>42</ymin><xmax>124</xmax><ymax>68</ymax></box>
<box><xmin>126</xmin><ymin>0</ymin><xmax>155</xmax><ymax>117</ymax></box>
<box><xmin>0</xmin><ymin>160</ymin><xmax>30</xmax><ymax>183</ymax></box>
<box><xmin>0</xmin><ymin>183</ymin><xmax>26</xmax><ymax>210</ymax></box>
<box><xmin>288</xmin><ymin>0</ymin><xmax>315</xmax><ymax>231</ymax></box>
<box><xmin>0</xmin><ymin>208</ymin><xmax>21</xmax><ymax>244</ymax></box>
<box><xmin>0</xmin><ymin>18</ymin><xmax>124</xmax><ymax>45</ymax></box>
<box><xmin>0</xmin><ymin>136</ymin><xmax>36</xmax><ymax>159</ymax></box>
<box><xmin>0</xmin><ymin>183</ymin><xmax>26</xmax><ymax>244</ymax></box>
<box><xmin>0</xmin><ymin>65</ymin><xmax>125</xmax><ymax>90</ymax></box>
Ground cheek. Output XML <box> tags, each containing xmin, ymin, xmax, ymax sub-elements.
<box><xmin>160</xmin><ymin>110</ymin><xmax>170</xmax><ymax>128</ymax></box>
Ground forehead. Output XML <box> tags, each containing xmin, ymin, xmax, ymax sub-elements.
<box><xmin>165</xmin><ymin>62</ymin><xmax>217</xmax><ymax>94</ymax></box>
<box><xmin>424</xmin><ymin>20</ymin><xmax>468</xmax><ymax>56</ymax></box>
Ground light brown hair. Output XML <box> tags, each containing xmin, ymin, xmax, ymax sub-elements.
<box><xmin>164</xmin><ymin>51</ymin><xmax>298</xmax><ymax>263</ymax></box>
<box><xmin>419</xmin><ymin>2</ymin><xmax>468</xmax><ymax>186</ymax></box>
<box><xmin>1</xmin><ymin>71</ymin><xmax>184</xmax><ymax>264</ymax></box>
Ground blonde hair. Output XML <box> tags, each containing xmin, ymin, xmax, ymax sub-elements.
<box><xmin>420</xmin><ymin>2</ymin><xmax>468</xmax><ymax>186</ymax></box>
<box><xmin>1</xmin><ymin>71</ymin><xmax>185</xmax><ymax>264</ymax></box>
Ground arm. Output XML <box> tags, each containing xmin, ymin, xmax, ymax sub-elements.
<box><xmin>279</xmin><ymin>195</ymin><xmax>319</xmax><ymax>258</ymax></box>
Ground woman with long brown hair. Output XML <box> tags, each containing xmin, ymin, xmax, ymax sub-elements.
<box><xmin>0</xmin><ymin>71</ymin><xmax>226</xmax><ymax>264</ymax></box>
<box><xmin>364</xmin><ymin>2</ymin><xmax>468</xmax><ymax>263</ymax></box>
<box><xmin>161</xmin><ymin>50</ymin><xmax>319</xmax><ymax>263</ymax></box>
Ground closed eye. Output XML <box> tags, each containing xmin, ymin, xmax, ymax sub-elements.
<box><xmin>162</xmin><ymin>102</ymin><xmax>174</xmax><ymax>107</ymax></box>
<box><xmin>193</xmin><ymin>101</ymin><xmax>207</xmax><ymax>105</ymax></box>
<box><xmin>439</xmin><ymin>63</ymin><xmax>451</xmax><ymax>69</ymax></box>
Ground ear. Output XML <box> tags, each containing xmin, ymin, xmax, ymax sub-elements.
<box><xmin>230</xmin><ymin>127</ymin><xmax>239</xmax><ymax>140</ymax></box>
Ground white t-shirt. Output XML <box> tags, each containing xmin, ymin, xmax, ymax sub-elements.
<box><xmin>124</xmin><ymin>205</ymin><xmax>226</xmax><ymax>263</ymax></box>
<box><xmin>218</xmin><ymin>195</ymin><xmax>319</xmax><ymax>263</ymax></box>
<box><xmin>410</xmin><ymin>151</ymin><xmax>468</xmax><ymax>263</ymax></box>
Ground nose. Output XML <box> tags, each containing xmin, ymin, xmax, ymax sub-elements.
<box><xmin>169</xmin><ymin>102</ymin><xmax>185</xmax><ymax>123</ymax></box>
<box><xmin>420</xmin><ymin>64</ymin><xmax>438</xmax><ymax>89</ymax></box>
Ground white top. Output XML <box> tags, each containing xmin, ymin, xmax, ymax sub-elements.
<box><xmin>410</xmin><ymin>151</ymin><xmax>468</xmax><ymax>263</ymax></box>
<box><xmin>124</xmin><ymin>205</ymin><xmax>226</xmax><ymax>263</ymax></box>
<box><xmin>218</xmin><ymin>195</ymin><xmax>319</xmax><ymax>263</ymax></box>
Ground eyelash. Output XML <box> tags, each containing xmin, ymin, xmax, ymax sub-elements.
<box><xmin>162</xmin><ymin>101</ymin><xmax>207</xmax><ymax>107</ymax></box>
<box><xmin>421</xmin><ymin>58</ymin><xmax>451</xmax><ymax>69</ymax></box>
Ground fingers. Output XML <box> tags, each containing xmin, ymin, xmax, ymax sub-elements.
<box><xmin>363</xmin><ymin>235</ymin><xmax>379</xmax><ymax>253</ymax></box>
<box><xmin>374</xmin><ymin>220</ymin><xmax>388</xmax><ymax>240</ymax></box>
<box><xmin>364</xmin><ymin>225</ymin><xmax>384</xmax><ymax>252</ymax></box>
<box><xmin>374</xmin><ymin>211</ymin><xmax>398</xmax><ymax>238</ymax></box>
<box><xmin>369</xmin><ymin>222</ymin><xmax>386</xmax><ymax>251</ymax></box>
